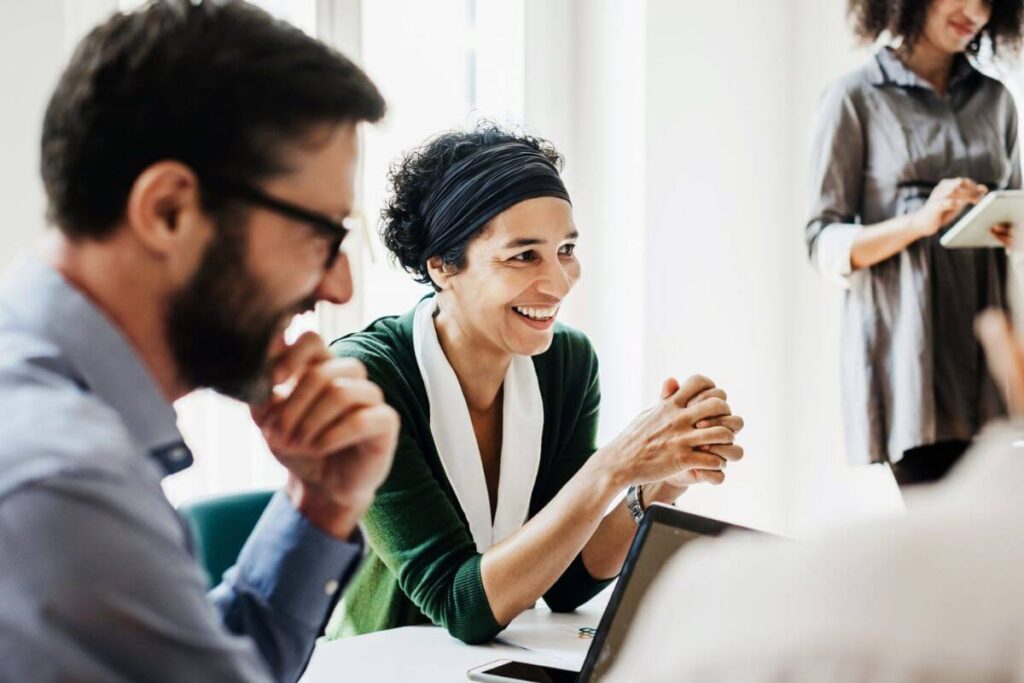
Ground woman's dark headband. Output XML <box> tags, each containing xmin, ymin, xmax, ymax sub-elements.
<box><xmin>418</xmin><ymin>141</ymin><xmax>571</xmax><ymax>270</ymax></box>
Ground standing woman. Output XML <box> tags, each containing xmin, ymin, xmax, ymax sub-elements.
<box><xmin>807</xmin><ymin>0</ymin><xmax>1024</xmax><ymax>486</ymax></box>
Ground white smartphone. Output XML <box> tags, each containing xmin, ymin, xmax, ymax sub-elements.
<box><xmin>466</xmin><ymin>659</ymin><xmax>578</xmax><ymax>682</ymax></box>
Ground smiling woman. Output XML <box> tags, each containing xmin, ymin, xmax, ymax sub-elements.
<box><xmin>849</xmin><ymin>0</ymin><xmax>1024</xmax><ymax>54</ymax></box>
<box><xmin>321</xmin><ymin>123</ymin><xmax>748</xmax><ymax>644</ymax></box>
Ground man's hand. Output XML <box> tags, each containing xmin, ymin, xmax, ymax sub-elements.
<box><xmin>252</xmin><ymin>331</ymin><xmax>399</xmax><ymax>540</ymax></box>
<box><xmin>977</xmin><ymin>309</ymin><xmax>1024</xmax><ymax>417</ymax></box>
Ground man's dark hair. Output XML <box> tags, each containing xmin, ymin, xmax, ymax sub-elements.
<box><xmin>848</xmin><ymin>0</ymin><xmax>1024</xmax><ymax>54</ymax></box>
<box><xmin>41</xmin><ymin>0</ymin><xmax>386</xmax><ymax>239</ymax></box>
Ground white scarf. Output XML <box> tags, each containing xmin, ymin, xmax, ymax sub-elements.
<box><xmin>412</xmin><ymin>297</ymin><xmax>544</xmax><ymax>553</ymax></box>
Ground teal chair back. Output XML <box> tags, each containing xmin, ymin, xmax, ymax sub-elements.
<box><xmin>180</xmin><ymin>490</ymin><xmax>275</xmax><ymax>587</ymax></box>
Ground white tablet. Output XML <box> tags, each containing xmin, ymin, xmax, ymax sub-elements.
<box><xmin>940</xmin><ymin>190</ymin><xmax>1024</xmax><ymax>249</ymax></box>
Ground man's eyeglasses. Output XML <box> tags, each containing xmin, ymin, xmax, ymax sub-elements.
<box><xmin>208</xmin><ymin>180</ymin><xmax>350</xmax><ymax>270</ymax></box>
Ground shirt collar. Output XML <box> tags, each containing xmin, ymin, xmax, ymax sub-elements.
<box><xmin>0</xmin><ymin>256</ymin><xmax>193</xmax><ymax>476</ymax></box>
<box><xmin>868</xmin><ymin>46</ymin><xmax>979</xmax><ymax>92</ymax></box>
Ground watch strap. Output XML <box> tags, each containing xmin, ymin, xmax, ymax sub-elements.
<box><xmin>626</xmin><ymin>484</ymin><xmax>645</xmax><ymax>524</ymax></box>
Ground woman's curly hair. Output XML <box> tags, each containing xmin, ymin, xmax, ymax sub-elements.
<box><xmin>380</xmin><ymin>122</ymin><xmax>564</xmax><ymax>288</ymax></box>
<box><xmin>848</xmin><ymin>0</ymin><xmax>1024</xmax><ymax>54</ymax></box>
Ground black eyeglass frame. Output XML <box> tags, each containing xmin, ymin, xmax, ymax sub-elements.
<box><xmin>206</xmin><ymin>180</ymin><xmax>350</xmax><ymax>269</ymax></box>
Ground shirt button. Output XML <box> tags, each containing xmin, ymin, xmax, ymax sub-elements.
<box><xmin>324</xmin><ymin>580</ymin><xmax>339</xmax><ymax>596</ymax></box>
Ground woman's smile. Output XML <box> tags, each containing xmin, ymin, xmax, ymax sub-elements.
<box><xmin>949</xmin><ymin>18</ymin><xmax>978</xmax><ymax>39</ymax></box>
<box><xmin>511</xmin><ymin>304</ymin><xmax>559</xmax><ymax>330</ymax></box>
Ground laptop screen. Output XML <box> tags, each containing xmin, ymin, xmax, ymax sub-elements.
<box><xmin>582</xmin><ymin>505</ymin><xmax>759</xmax><ymax>681</ymax></box>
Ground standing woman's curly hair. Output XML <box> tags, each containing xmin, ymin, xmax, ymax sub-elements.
<box><xmin>848</xmin><ymin>0</ymin><xmax>1024</xmax><ymax>54</ymax></box>
<box><xmin>380</xmin><ymin>122</ymin><xmax>565</xmax><ymax>289</ymax></box>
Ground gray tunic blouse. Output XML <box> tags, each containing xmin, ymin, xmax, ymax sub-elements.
<box><xmin>806</xmin><ymin>47</ymin><xmax>1021</xmax><ymax>465</ymax></box>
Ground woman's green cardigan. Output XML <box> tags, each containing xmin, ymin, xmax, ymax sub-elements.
<box><xmin>323</xmin><ymin>300</ymin><xmax>613</xmax><ymax>644</ymax></box>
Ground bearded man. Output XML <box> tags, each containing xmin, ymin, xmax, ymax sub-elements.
<box><xmin>0</xmin><ymin>2</ymin><xmax>397</xmax><ymax>681</ymax></box>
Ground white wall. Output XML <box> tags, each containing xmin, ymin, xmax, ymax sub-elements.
<box><xmin>521</xmin><ymin>0</ymin><xmax>794</xmax><ymax>531</ymax></box>
<box><xmin>0</xmin><ymin>0</ymin><xmax>66</xmax><ymax>269</ymax></box>
<box><xmin>525</xmin><ymin>0</ymin><xmax>907</xmax><ymax>535</ymax></box>
<box><xmin>642</xmin><ymin>0</ymin><xmax>793</xmax><ymax>531</ymax></box>
<box><xmin>527</xmin><ymin>0</ymin><xmax>648</xmax><ymax>448</ymax></box>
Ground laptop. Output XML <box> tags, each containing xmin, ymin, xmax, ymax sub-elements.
<box><xmin>467</xmin><ymin>503</ymin><xmax>767</xmax><ymax>682</ymax></box>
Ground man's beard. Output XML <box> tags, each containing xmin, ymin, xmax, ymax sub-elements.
<box><xmin>166</xmin><ymin>221</ymin><xmax>308</xmax><ymax>404</ymax></box>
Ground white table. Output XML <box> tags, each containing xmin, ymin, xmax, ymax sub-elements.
<box><xmin>300</xmin><ymin>589</ymin><xmax>612</xmax><ymax>682</ymax></box>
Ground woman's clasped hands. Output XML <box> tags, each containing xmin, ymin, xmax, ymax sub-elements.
<box><xmin>597</xmin><ymin>375</ymin><xmax>745</xmax><ymax>496</ymax></box>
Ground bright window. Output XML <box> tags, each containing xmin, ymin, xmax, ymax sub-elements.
<box><xmin>146</xmin><ymin>0</ymin><xmax>525</xmax><ymax>505</ymax></box>
<box><xmin>356</xmin><ymin>0</ymin><xmax>525</xmax><ymax>322</ymax></box>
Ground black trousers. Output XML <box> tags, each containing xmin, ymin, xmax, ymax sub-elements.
<box><xmin>891</xmin><ymin>440</ymin><xmax>970</xmax><ymax>488</ymax></box>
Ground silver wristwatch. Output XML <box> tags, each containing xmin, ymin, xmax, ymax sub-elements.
<box><xmin>626</xmin><ymin>484</ymin><xmax>645</xmax><ymax>524</ymax></box>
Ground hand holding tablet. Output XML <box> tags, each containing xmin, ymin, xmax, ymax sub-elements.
<box><xmin>940</xmin><ymin>189</ymin><xmax>1024</xmax><ymax>249</ymax></box>
<box><xmin>911</xmin><ymin>177</ymin><xmax>989</xmax><ymax>240</ymax></box>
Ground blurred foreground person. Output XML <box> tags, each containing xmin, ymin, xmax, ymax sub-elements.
<box><xmin>608</xmin><ymin>305</ymin><xmax>1024</xmax><ymax>681</ymax></box>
